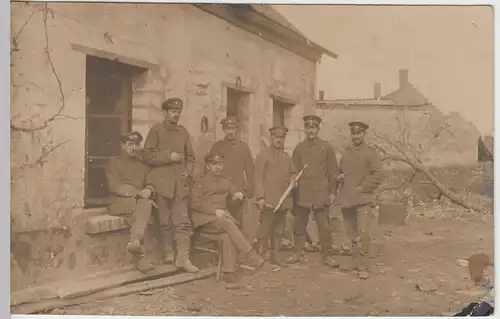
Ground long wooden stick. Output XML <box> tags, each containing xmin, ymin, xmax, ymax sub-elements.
<box><xmin>12</xmin><ymin>268</ymin><xmax>217</xmax><ymax>314</ymax></box>
<box><xmin>11</xmin><ymin>265</ymin><xmax>136</xmax><ymax>307</ymax></box>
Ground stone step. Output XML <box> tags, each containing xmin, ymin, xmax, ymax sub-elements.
<box><xmin>85</xmin><ymin>214</ymin><xmax>130</xmax><ymax>235</ymax></box>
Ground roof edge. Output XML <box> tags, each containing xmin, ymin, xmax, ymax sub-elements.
<box><xmin>248</xmin><ymin>4</ymin><xmax>338</xmax><ymax>59</ymax></box>
<box><xmin>193</xmin><ymin>4</ymin><xmax>338</xmax><ymax>61</ymax></box>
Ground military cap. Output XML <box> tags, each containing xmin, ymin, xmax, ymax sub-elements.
<box><xmin>162</xmin><ymin>98</ymin><xmax>183</xmax><ymax>111</ymax></box>
<box><xmin>269</xmin><ymin>126</ymin><xmax>289</xmax><ymax>136</ymax></box>
<box><xmin>220</xmin><ymin>116</ymin><xmax>239</xmax><ymax>126</ymax></box>
<box><xmin>121</xmin><ymin>131</ymin><xmax>143</xmax><ymax>144</ymax></box>
<box><xmin>349</xmin><ymin>121</ymin><xmax>369</xmax><ymax>132</ymax></box>
<box><xmin>205</xmin><ymin>153</ymin><xmax>225</xmax><ymax>163</ymax></box>
<box><xmin>303</xmin><ymin>115</ymin><xmax>322</xmax><ymax>127</ymax></box>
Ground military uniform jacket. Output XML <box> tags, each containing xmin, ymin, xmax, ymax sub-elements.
<box><xmin>292</xmin><ymin>137</ymin><xmax>339</xmax><ymax>208</ymax></box>
<box><xmin>336</xmin><ymin>143</ymin><xmax>384</xmax><ymax>207</ymax></box>
<box><xmin>254</xmin><ymin>148</ymin><xmax>298</xmax><ymax>209</ymax></box>
<box><xmin>143</xmin><ymin>121</ymin><xmax>195</xmax><ymax>199</ymax></box>
<box><xmin>207</xmin><ymin>138</ymin><xmax>255</xmax><ymax>198</ymax></box>
<box><xmin>190</xmin><ymin>173</ymin><xmax>240</xmax><ymax>229</ymax></box>
<box><xmin>105</xmin><ymin>150</ymin><xmax>155</xmax><ymax>215</ymax></box>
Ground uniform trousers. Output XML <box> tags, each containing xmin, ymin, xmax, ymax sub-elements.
<box><xmin>292</xmin><ymin>205</ymin><xmax>333</xmax><ymax>254</ymax></box>
<box><xmin>156</xmin><ymin>195</ymin><xmax>193</xmax><ymax>239</ymax></box>
<box><xmin>341</xmin><ymin>204</ymin><xmax>374</xmax><ymax>268</ymax></box>
<box><xmin>109</xmin><ymin>198</ymin><xmax>152</xmax><ymax>243</ymax></box>
<box><xmin>257</xmin><ymin>209</ymin><xmax>286</xmax><ymax>241</ymax></box>
<box><xmin>197</xmin><ymin>215</ymin><xmax>253</xmax><ymax>273</ymax></box>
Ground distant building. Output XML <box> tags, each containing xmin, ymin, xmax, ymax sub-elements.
<box><xmin>315</xmin><ymin>69</ymin><xmax>481</xmax><ymax>167</ymax></box>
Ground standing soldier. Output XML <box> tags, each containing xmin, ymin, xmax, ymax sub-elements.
<box><xmin>254</xmin><ymin>126</ymin><xmax>298</xmax><ymax>266</ymax></box>
<box><xmin>143</xmin><ymin>98</ymin><xmax>198</xmax><ymax>273</ymax></box>
<box><xmin>207</xmin><ymin>116</ymin><xmax>255</xmax><ymax>235</ymax></box>
<box><xmin>336</xmin><ymin>121</ymin><xmax>384</xmax><ymax>280</ymax></box>
<box><xmin>286</xmin><ymin>115</ymin><xmax>340</xmax><ymax>268</ymax></box>
<box><xmin>105</xmin><ymin>131</ymin><xmax>156</xmax><ymax>273</ymax></box>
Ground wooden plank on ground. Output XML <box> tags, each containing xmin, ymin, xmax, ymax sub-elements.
<box><xmin>12</xmin><ymin>267</ymin><xmax>216</xmax><ymax>314</ymax></box>
<box><xmin>11</xmin><ymin>265</ymin><xmax>136</xmax><ymax>307</ymax></box>
<box><xmin>56</xmin><ymin>264</ymin><xmax>178</xmax><ymax>299</ymax></box>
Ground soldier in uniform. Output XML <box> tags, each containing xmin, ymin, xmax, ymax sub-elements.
<box><xmin>142</xmin><ymin>98</ymin><xmax>198</xmax><ymax>273</ymax></box>
<box><xmin>336</xmin><ymin>121</ymin><xmax>384</xmax><ymax>280</ymax></box>
<box><xmin>207</xmin><ymin>116</ymin><xmax>255</xmax><ymax>235</ymax></box>
<box><xmin>286</xmin><ymin>115</ymin><xmax>340</xmax><ymax>268</ymax></box>
<box><xmin>254</xmin><ymin>126</ymin><xmax>298</xmax><ymax>265</ymax></box>
<box><xmin>191</xmin><ymin>153</ymin><xmax>265</xmax><ymax>283</ymax></box>
<box><xmin>105</xmin><ymin>131</ymin><xmax>156</xmax><ymax>273</ymax></box>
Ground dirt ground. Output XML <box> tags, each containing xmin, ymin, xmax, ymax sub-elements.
<box><xmin>58</xmin><ymin>208</ymin><xmax>494</xmax><ymax>316</ymax></box>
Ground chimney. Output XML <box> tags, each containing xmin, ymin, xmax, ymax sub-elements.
<box><xmin>399</xmin><ymin>69</ymin><xmax>409</xmax><ymax>89</ymax></box>
<box><xmin>373</xmin><ymin>83</ymin><xmax>382</xmax><ymax>99</ymax></box>
<box><xmin>319</xmin><ymin>90</ymin><xmax>325</xmax><ymax>100</ymax></box>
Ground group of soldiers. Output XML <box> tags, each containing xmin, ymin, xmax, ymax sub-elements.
<box><xmin>105</xmin><ymin>96</ymin><xmax>385</xmax><ymax>284</ymax></box>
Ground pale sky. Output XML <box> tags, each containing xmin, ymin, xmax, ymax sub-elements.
<box><xmin>275</xmin><ymin>5</ymin><xmax>494</xmax><ymax>135</ymax></box>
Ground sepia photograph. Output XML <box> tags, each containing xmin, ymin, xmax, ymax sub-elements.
<box><xmin>10</xmin><ymin>1</ymin><xmax>494</xmax><ymax>316</ymax></box>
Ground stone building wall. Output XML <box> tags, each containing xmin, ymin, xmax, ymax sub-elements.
<box><xmin>11</xmin><ymin>2</ymin><xmax>317</xmax><ymax>231</ymax></box>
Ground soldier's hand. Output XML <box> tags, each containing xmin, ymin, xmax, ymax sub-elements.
<box><xmin>256</xmin><ymin>198</ymin><xmax>265</xmax><ymax>210</ymax></box>
<box><xmin>170</xmin><ymin>152</ymin><xmax>183</xmax><ymax>162</ymax></box>
<box><xmin>180</xmin><ymin>171</ymin><xmax>190</xmax><ymax>179</ymax></box>
<box><xmin>215</xmin><ymin>209</ymin><xmax>227</xmax><ymax>219</ymax></box>
<box><xmin>336</xmin><ymin>173</ymin><xmax>345</xmax><ymax>183</ymax></box>
<box><xmin>232</xmin><ymin>192</ymin><xmax>244</xmax><ymax>201</ymax></box>
<box><xmin>137</xmin><ymin>188</ymin><xmax>152</xmax><ymax>199</ymax></box>
<box><xmin>329</xmin><ymin>193</ymin><xmax>336</xmax><ymax>205</ymax></box>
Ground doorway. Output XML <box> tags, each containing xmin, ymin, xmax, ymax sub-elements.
<box><xmin>84</xmin><ymin>55</ymin><xmax>145</xmax><ymax>207</ymax></box>
<box><xmin>226</xmin><ymin>87</ymin><xmax>251</xmax><ymax>144</ymax></box>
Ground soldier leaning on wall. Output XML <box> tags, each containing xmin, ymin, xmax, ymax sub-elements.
<box><xmin>105</xmin><ymin>131</ymin><xmax>157</xmax><ymax>273</ymax></box>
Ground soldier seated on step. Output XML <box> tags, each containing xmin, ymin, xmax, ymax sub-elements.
<box><xmin>105</xmin><ymin>131</ymin><xmax>157</xmax><ymax>273</ymax></box>
<box><xmin>190</xmin><ymin>153</ymin><xmax>266</xmax><ymax>283</ymax></box>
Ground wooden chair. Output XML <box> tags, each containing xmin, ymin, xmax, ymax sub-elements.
<box><xmin>193</xmin><ymin>231</ymin><xmax>226</xmax><ymax>282</ymax></box>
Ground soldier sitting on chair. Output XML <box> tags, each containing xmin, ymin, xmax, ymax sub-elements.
<box><xmin>105</xmin><ymin>131</ymin><xmax>156</xmax><ymax>273</ymax></box>
<box><xmin>190</xmin><ymin>153</ymin><xmax>266</xmax><ymax>283</ymax></box>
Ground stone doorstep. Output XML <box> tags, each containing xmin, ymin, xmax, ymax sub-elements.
<box><xmin>84</xmin><ymin>214</ymin><xmax>130</xmax><ymax>235</ymax></box>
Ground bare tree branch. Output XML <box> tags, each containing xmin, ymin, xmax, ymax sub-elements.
<box><xmin>375</xmin><ymin>141</ymin><xmax>482</xmax><ymax>212</ymax></box>
<box><xmin>19</xmin><ymin>140</ymin><xmax>69</xmax><ymax>170</ymax></box>
<box><xmin>10</xmin><ymin>3</ymin><xmax>80</xmax><ymax>133</ymax></box>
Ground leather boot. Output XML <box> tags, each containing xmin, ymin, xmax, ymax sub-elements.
<box><xmin>285</xmin><ymin>235</ymin><xmax>305</xmax><ymax>264</ymax></box>
<box><xmin>270</xmin><ymin>236</ymin><xmax>287</xmax><ymax>267</ymax></box>
<box><xmin>133</xmin><ymin>254</ymin><xmax>156</xmax><ymax>273</ymax></box>
<box><xmin>162</xmin><ymin>231</ymin><xmax>175</xmax><ymax>264</ymax></box>
<box><xmin>257</xmin><ymin>238</ymin><xmax>271</xmax><ymax>260</ymax></box>
<box><xmin>174</xmin><ymin>236</ymin><xmax>199</xmax><ymax>273</ymax></box>
<box><xmin>357</xmin><ymin>237</ymin><xmax>370</xmax><ymax>280</ymax></box>
<box><xmin>341</xmin><ymin>240</ymin><xmax>359</xmax><ymax>272</ymax></box>
<box><xmin>127</xmin><ymin>239</ymin><xmax>144</xmax><ymax>256</ymax></box>
<box><xmin>244</xmin><ymin>249</ymin><xmax>265</xmax><ymax>270</ymax></box>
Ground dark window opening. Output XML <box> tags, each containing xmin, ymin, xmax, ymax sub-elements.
<box><xmin>200</xmin><ymin>116</ymin><xmax>209</xmax><ymax>133</ymax></box>
<box><xmin>272</xmin><ymin>99</ymin><xmax>294</xmax><ymax>128</ymax></box>
<box><xmin>226</xmin><ymin>87</ymin><xmax>251</xmax><ymax>144</ymax></box>
<box><xmin>84</xmin><ymin>55</ymin><xmax>145</xmax><ymax>208</ymax></box>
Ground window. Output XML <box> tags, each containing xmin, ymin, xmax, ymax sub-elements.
<box><xmin>226</xmin><ymin>87</ymin><xmax>251</xmax><ymax>144</ymax></box>
<box><xmin>84</xmin><ymin>56</ymin><xmax>143</xmax><ymax>207</ymax></box>
<box><xmin>272</xmin><ymin>98</ymin><xmax>294</xmax><ymax>128</ymax></box>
